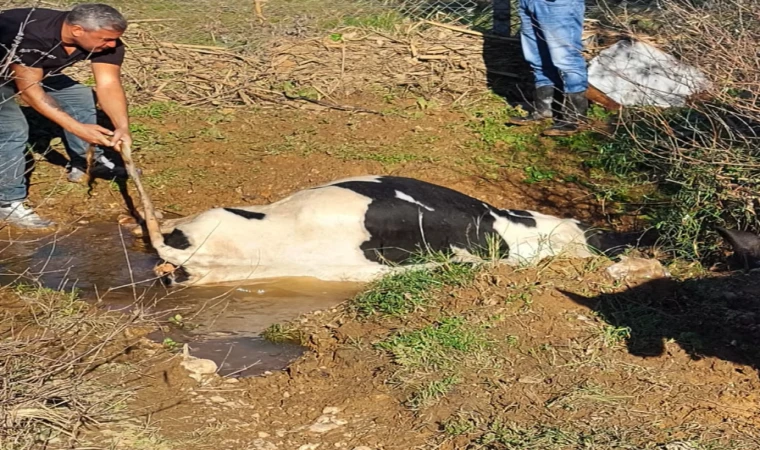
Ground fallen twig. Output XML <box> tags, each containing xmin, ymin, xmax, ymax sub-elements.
<box><xmin>282</xmin><ymin>92</ymin><xmax>385</xmax><ymax>115</ymax></box>
<box><xmin>422</xmin><ymin>20</ymin><xmax>519</xmax><ymax>42</ymax></box>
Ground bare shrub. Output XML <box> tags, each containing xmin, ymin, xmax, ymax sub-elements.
<box><xmin>0</xmin><ymin>284</ymin><xmax>143</xmax><ymax>449</ymax></box>
<box><xmin>595</xmin><ymin>0</ymin><xmax>760</xmax><ymax>260</ymax></box>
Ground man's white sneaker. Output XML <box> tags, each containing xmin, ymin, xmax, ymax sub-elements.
<box><xmin>0</xmin><ymin>201</ymin><xmax>55</xmax><ymax>229</ymax></box>
<box><xmin>67</xmin><ymin>166</ymin><xmax>86</xmax><ymax>183</ymax></box>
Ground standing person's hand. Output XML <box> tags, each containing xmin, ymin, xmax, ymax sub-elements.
<box><xmin>109</xmin><ymin>126</ymin><xmax>132</xmax><ymax>149</ymax></box>
<box><xmin>71</xmin><ymin>123</ymin><xmax>114</xmax><ymax>146</ymax></box>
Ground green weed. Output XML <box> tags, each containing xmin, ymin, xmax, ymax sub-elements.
<box><xmin>407</xmin><ymin>375</ymin><xmax>460</xmax><ymax>409</ymax></box>
<box><xmin>129</xmin><ymin>101</ymin><xmax>179</xmax><ymax>119</ymax></box>
<box><xmin>377</xmin><ymin>317</ymin><xmax>488</xmax><ymax>370</ymax></box>
<box><xmin>352</xmin><ymin>258</ymin><xmax>478</xmax><ymax>317</ymax></box>
<box><xmin>262</xmin><ymin>323</ymin><xmax>304</xmax><ymax>345</ymax></box>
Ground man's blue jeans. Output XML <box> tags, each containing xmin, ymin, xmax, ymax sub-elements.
<box><xmin>518</xmin><ymin>0</ymin><xmax>588</xmax><ymax>94</ymax></box>
<box><xmin>0</xmin><ymin>75</ymin><xmax>102</xmax><ymax>202</ymax></box>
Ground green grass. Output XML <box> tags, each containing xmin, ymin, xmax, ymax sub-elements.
<box><xmin>261</xmin><ymin>323</ymin><xmax>305</xmax><ymax>345</ymax></box>
<box><xmin>329</xmin><ymin>146</ymin><xmax>434</xmax><ymax>164</ymax></box>
<box><xmin>444</xmin><ymin>415</ymin><xmax>748</xmax><ymax>450</ymax></box>
<box><xmin>522</xmin><ymin>165</ymin><xmax>556</xmax><ymax>184</ymax></box>
<box><xmin>329</xmin><ymin>10</ymin><xmax>406</xmax><ymax>31</ymax></box>
<box><xmin>129</xmin><ymin>101</ymin><xmax>180</xmax><ymax>119</ymax></box>
<box><xmin>468</xmin><ymin>105</ymin><xmax>541</xmax><ymax>151</ymax></box>
<box><xmin>146</xmin><ymin>168</ymin><xmax>181</xmax><ymax>188</ymax></box>
<box><xmin>478</xmin><ymin>422</ymin><xmax>579</xmax><ymax>449</ymax></box>
<box><xmin>377</xmin><ymin>316</ymin><xmax>489</xmax><ymax>370</ymax></box>
<box><xmin>12</xmin><ymin>284</ymin><xmax>89</xmax><ymax>330</ymax></box>
<box><xmin>599</xmin><ymin>323</ymin><xmax>631</xmax><ymax>348</ymax></box>
<box><xmin>377</xmin><ymin>315</ymin><xmax>489</xmax><ymax>410</ymax></box>
<box><xmin>352</xmin><ymin>258</ymin><xmax>479</xmax><ymax>317</ymax></box>
<box><xmin>443</xmin><ymin>411</ymin><xmax>482</xmax><ymax>436</ymax></box>
<box><xmin>407</xmin><ymin>375</ymin><xmax>460</xmax><ymax>409</ymax></box>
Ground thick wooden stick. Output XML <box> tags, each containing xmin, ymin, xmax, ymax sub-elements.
<box><xmin>119</xmin><ymin>142</ymin><xmax>165</xmax><ymax>249</ymax></box>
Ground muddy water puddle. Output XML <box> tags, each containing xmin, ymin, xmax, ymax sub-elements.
<box><xmin>0</xmin><ymin>222</ymin><xmax>364</xmax><ymax>377</ymax></box>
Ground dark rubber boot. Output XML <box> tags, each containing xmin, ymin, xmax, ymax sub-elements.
<box><xmin>542</xmin><ymin>91</ymin><xmax>589</xmax><ymax>137</ymax></box>
<box><xmin>507</xmin><ymin>85</ymin><xmax>555</xmax><ymax>126</ymax></box>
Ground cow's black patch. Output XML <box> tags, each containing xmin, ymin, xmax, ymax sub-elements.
<box><xmin>164</xmin><ymin>228</ymin><xmax>191</xmax><ymax>250</ymax></box>
<box><xmin>329</xmin><ymin>176</ymin><xmax>539</xmax><ymax>264</ymax></box>
<box><xmin>224</xmin><ymin>208</ymin><xmax>266</xmax><ymax>220</ymax></box>
<box><xmin>491</xmin><ymin>208</ymin><xmax>537</xmax><ymax>228</ymax></box>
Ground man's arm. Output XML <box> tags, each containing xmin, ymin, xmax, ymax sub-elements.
<box><xmin>92</xmin><ymin>62</ymin><xmax>131</xmax><ymax>147</ymax></box>
<box><xmin>11</xmin><ymin>63</ymin><xmax>114</xmax><ymax>146</ymax></box>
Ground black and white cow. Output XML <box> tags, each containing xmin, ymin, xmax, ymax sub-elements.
<box><xmin>147</xmin><ymin>175</ymin><xmax>634</xmax><ymax>285</ymax></box>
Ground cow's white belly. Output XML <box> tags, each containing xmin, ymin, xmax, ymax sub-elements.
<box><xmin>159</xmin><ymin>184</ymin><xmax>419</xmax><ymax>284</ymax></box>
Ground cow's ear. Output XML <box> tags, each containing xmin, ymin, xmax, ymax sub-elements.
<box><xmin>716</xmin><ymin>227</ymin><xmax>760</xmax><ymax>269</ymax></box>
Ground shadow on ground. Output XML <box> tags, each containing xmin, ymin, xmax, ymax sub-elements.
<box><xmin>562</xmin><ymin>271</ymin><xmax>760</xmax><ymax>375</ymax></box>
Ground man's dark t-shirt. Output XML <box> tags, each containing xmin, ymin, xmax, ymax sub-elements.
<box><xmin>0</xmin><ymin>7</ymin><xmax>124</xmax><ymax>79</ymax></box>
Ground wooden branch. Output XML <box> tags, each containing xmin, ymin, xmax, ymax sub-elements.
<box><xmin>423</xmin><ymin>20</ymin><xmax>519</xmax><ymax>43</ymax></box>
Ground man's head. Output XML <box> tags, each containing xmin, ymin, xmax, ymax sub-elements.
<box><xmin>64</xmin><ymin>3</ymin><xmax>127</xmax><ymax>52</ymax></box>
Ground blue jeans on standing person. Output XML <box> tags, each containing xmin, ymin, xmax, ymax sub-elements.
<box><xmin>0</xmin><ymin>74</ymin><xmax>104</xmax><ymax>203</ymax></box>
<box><xmin>518</xmin><ymin>0</ymin><xmax>587</xmax><ymax>95</ymax></box>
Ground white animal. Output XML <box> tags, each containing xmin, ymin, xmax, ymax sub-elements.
<box><xmin>142</xmin><ymin>175</ymin><xmax>633</xmax><ymax>286</ymax></box>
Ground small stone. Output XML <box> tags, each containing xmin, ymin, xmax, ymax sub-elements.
<box><xmin>275</xmin><ymin>429</ymin><xmax>286</xmax><ymax>438</ymax></box>
<box><xmin>258</xmin><ymin>432</ymin><xmax>270</xmax><ymax>438</ymax></box>
<box><xmin>308</xmin><ymin>415</ymin><xmax>348</xmax><ymax>434</ymax></box>
<box><xmin>210</xmin><ymin>396</ymin><xmax>227</xmax><ymax>403</ymax></box>
<box><xmin>283</xmin><ymin>391</ymin><xmax>291</xmax><ymax>399</ymax></box>
<box><xmin>322</xmin><ymin>406</ymin><xmax>340</xmax><ymax>415</ymax></box>
<box><xmin>606</xmin><ymin>256</ymin><xmax>670</xmax><ymax>282</ymax></box>
<box><xmin>180</xmin><ymin>357</ymin><xmax>218</xmax><ymax>377</ymax></box>
<box><xmin>225</xmin><ymin>378</ymin><xmax>240</xmax><ymax>383</ymax></box>
<box><xmin>248</xmin><ymin>439</ymin><xmax>277</xmax><ymax>450</ymax></box>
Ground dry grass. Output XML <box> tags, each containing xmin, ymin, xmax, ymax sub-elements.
<box><xmin>0</xmin><ymin>283</ymin><xmax>149</xmax><ymax>449</ymax></box>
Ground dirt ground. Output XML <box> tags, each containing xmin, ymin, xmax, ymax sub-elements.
<box><xmin>3</xmin><ymin>2</ymin><xmax>759</xmax><ymax>449</ymax></box>
<box><xmin>55</xmin><ymin>261</ymin><xmax>760</xmax><ymax>450</ymax></box>
<box><xmin>11</xmin><ymin>94</ymin><xmax>760</xmax><ymax>449</ymax></box>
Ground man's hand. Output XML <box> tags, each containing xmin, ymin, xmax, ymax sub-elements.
<box><xmin>71</xmin><ymin>123</ymin><xmax>114</xmax><ymax>146</ymax></box>
<box><xmin>109</xmin><ymin>126</ymin><xmax>132</xmax><ymax>149</ymax></box>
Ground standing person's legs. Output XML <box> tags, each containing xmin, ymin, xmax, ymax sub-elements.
<box><xmin>42</xmin><ymin>74</ymin><xmax>127</xmax><ymax>181</ymax></box>
<box><xmin>531</xmin><ymin>0</ymin><xmax>589</xmax><ymax>135</ymax></box>
<box><xmin>0</xmin><ymin>83</ymin><xmax>55</xmax><ymax>228</ymax></box>
<box><xmin>0</xmin><ymin>84</ymin><xmax>30</xmax><ymax>204</ymax></box>
<box><xmin>508</xmin><ymin>0</ymin><xmax>562</xmax><ymax>125</ymax></box>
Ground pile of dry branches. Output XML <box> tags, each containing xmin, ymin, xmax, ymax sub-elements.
<box><xmin>0</xmin><ymin>285</ymin><xmax>143</xmax><ymax>448</ymax></box>
<box><xmin>86</xmin><ymin>20</ymin><xmax>533</xmax><ymax>110</ymax></box>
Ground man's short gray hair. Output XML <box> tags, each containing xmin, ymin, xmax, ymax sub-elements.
<box><xmin>65</xmin><ymin>3</ymin><xmax>127</xmax><ymax>32</ymax></box>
